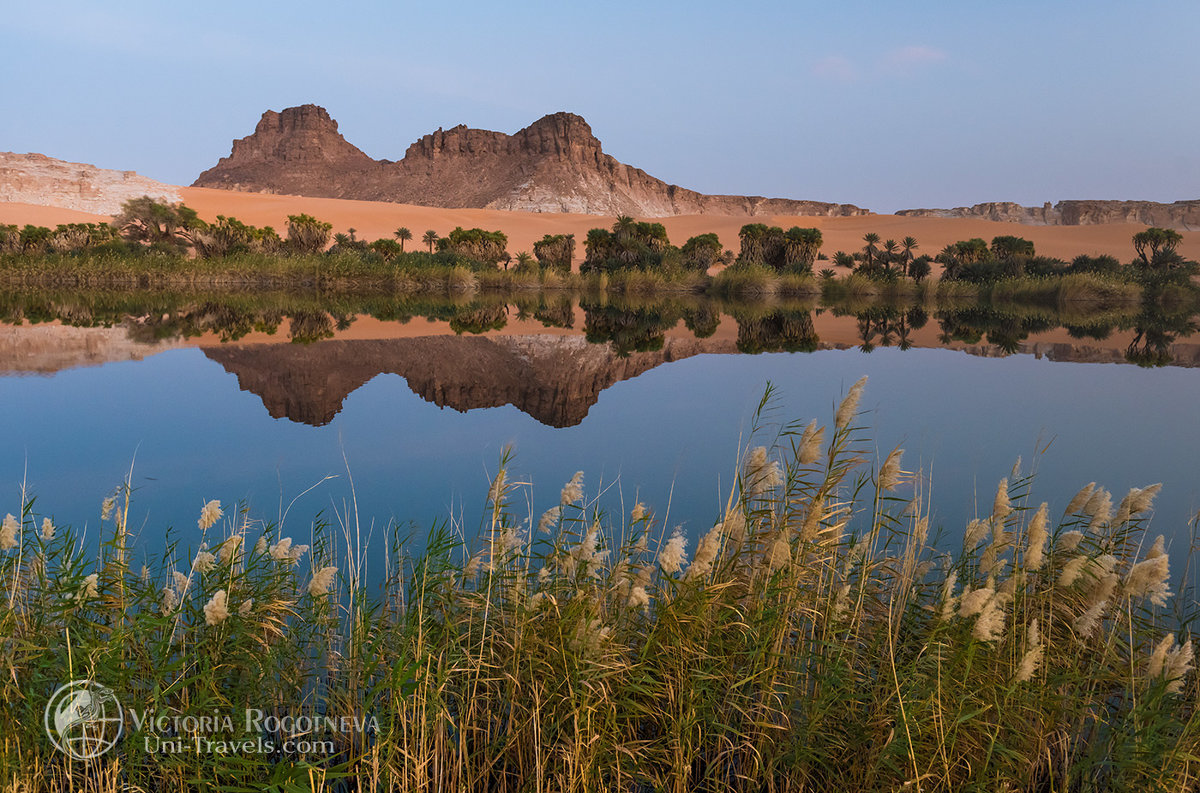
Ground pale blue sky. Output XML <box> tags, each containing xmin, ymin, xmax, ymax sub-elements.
<box><xmin>2</xmin><ymin>0</ymin><xmax>1196</xmax><ymax>212</ymax></box>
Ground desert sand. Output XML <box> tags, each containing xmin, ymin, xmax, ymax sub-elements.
<box><xmin>3</xmin><ymin>187</ymin><xmax>1197</xmax><ymax>267</ymax></box>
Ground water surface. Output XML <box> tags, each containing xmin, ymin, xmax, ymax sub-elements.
<box><xmin>2</xmin><ymin>290</ymin><xmax>1197</xmax><ymax>576</ymax></box>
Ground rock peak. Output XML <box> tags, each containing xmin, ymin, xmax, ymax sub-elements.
<box><xmin>193</xmin><ymin>104</ymin><xmax>870</xmax><ymax>217</ymax></box>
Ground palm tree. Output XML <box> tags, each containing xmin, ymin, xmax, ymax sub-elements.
<box><xmin>861</xmin><ymin>233</ymin><xmax>880</xmax><ymax>273</ymax></box>
<box><xmin>614</xmin><ymin>215</ymin><xmax>636</xmax><ymax>243</ymax></box>
<box><xmin>881</xmin><ymin>239</ymin><xmax>899</xmax><ymax>275</ymax></box>
<box><xmin>394</xmin><ymin>227</ymin><xmax>413</xmax><ymax>252</ymax></box>
<box><xmin>900</xmin><ymin>236</ymin><xmax>919</xmax><ymax>277</ymax></box>
<box><xmin>422</xmin><ymin>229</ymin><xmax>438</xmax><ymax>253</ymax></box>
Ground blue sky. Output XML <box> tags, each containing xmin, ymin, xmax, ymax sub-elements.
<box><xmin>2</xmin><ymin>0</ymin><xmax>1196</xmax><ymax>212</ymax></box>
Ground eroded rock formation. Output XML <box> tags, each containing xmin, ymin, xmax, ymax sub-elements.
<box><xmin>193</xmin><ymin>105</ymin><xmax>869</xmax><ymax>217</ymax></box>
<box><xmin>0</xmin><ymin>152</ymin><xmax>180</xmax><ymax>216</ymax></box>
<box><xmin>896</xmin><ymin>200</ymin><xmax>1200</xmax><ymax>230</ymax></box>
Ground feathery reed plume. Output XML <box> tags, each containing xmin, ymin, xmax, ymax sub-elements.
<box><xmin>973</xmin><ymin>592</ymin><xmax>1010</xmax><ymax>642</ymax></box>
<box><xmin>959</xmin><ymin>585</ymin><xmax>995</xmax><ymax>618</ymax></box>
<box><xmin>192</xmin><ymin>549</ymin><xmax>216</xmax><ymax>573</ymax></box>
<box><xmin>253</xmin><ymin>536</ymin><xmax>268</xmax><ymax>555</ymax></box>
<box><xmin>878</xmin><ymin>448</ymin><xmax>904</xmax><ymax>492</ymax></box>
<box><xmin>630</xmin><ymin>502</ymin><xmax>647</xmax><ymax>522</ymax></box>
<box><xmin>560</xmin><ymin>471</ymin><xmax>584</xmax><ymax>506</ymax></box>
<box><xmin>1064</xmin><ymin>482</ymin><xmax>1096</xmax><ymax>516</ymax></box>
<box><xmin>1024</xmin><ymin>503</ymin><xmax>1049</xmax><ymax>571</ymax></box>
<box><xmin>1058</xmin><ymin>554</ymin><xmax>1089</xmax><ymax>588</ymax></box>
<box><xmin>198</xmin><ymin>500</ymin><xmax>223</xmax><ymax>530</ymax></box>
<box><xmin>488</xmin><ymin>471</ymin><xmax>507</xmax><ymax>504</ymax></box>
<box><xmin>171</xmin><ymin>570</ymin><xmax>189</xmax><ymax>595</ymax></box>
<box><xmin>798</xmin><ymin>420</ymin><xmax>825</xmax><ymax>465</ymax></box>
<box><xmin>915</xmin><ymin>516</ymin><xmax>930</xmax><ymax>547</ymax></box>
<box><xmin>572</xmin><ymin>618</ymin><xmax>612</xmax><ymax>657</ymax></box>
<box><xmin>1149</xmin><ymin>634</ymin><xmax>1175</xmax><ymax>679</ymax></box>
<box><xmin>39</xmin><ymin>517</ymin><xmax>54</xmax><ymax>541</ymax></box>
<box><xmin>939</xmin><ymin>571</ymin><xmax>959</xmax><ymax>621</ymax></box>
<box><xmin>308</xmin><ymin>566</ymin><xmax>338</xmax><ymax>596</ymax></box>
<box><xmin>835</xmin><ymin>376</ymin><xmax>868</xmax><ymax>430</ymax></box>
<box><xmin>1165</xmin><ymin>641</ymin><xmax>1194</xmax><ymax>694</ymax></box>
<box><xmin>0</xmin><ymin>514</ymin><xmax>17</xmax><ymax>550</ymax></box>
<box><xmin>766</xmin><ymin>534</ymin><xmax>791</xmax><ymax>572</ymax></box>
<box><xmin>1015</xmin><ymin>619</ymin><xmax>1043</xmax><ymax>682</ymax></box>
<box><xmin>1131</xmin><ymin>483</ymin><xmax>1162</xmax><ymax>514</ymax></box>
<box><xmin>685</xmin><ymin>523</ymin><xmax>723</xmax><ymax>582</ymax></box>
<box><xmin>743</xmin><ymin>446</ymin><xmax>783</xmax><ymax>497</ymax></box>
<box><xmin>1074</xmin><ymin>598</ymin><xmax>1109</xmax><ymax>638</ymax></box>
<box><xmin>160</xmin><ymin>586</ymin><xmax>178</xmax><ymax>614</ymax></box>
<box><xmin>217</xmin><ymin>535</ymin><xmax>242</xmax><ymax>565</ymax></box>
<box><xmin>203</xmin><ymin>590</ymin><xmax>230</xmax><ymax>626</ymax></box>
<box><xmin>101</xmin><ymin>496</ymin><xmax>115</xmax><ymax>521</ymax></box>
<box><xmin>627</xmin><ymin>565</ymin><xmax>652</xmax><ymax>612</ymax></box>
<box><xmin>238</xmin><ymin>598</ymin><xmax>253</xmax><ymax>616</ymax></box>
<box><xmin>832</xmin><ymin>583</ymin><xmax>852</xmax><ymax>622</ymax></box>
<box><xmin>1059</xmin><ymin>530</ymin><xmax>1084</xmax><ymax>552</ymax></box>
<box><xmin>563</xmin><ymin>524</ymin><xmax>607</xmax><ymax>580</ymax></box>
<box><xmin>538</xmin><ymin>506</ymin><xmax>560</xmax><ymax>534</ymax></box>
<box><xmin>1125</xmin><ymin>535</ymin><xmax>1172</xmax><ymax>607</ymax></box>
<box><xmin>964</xmin><ymin>519</ymin><xmax>989</xmax><ymax>548</ymax></box>
<box><xmin>269</xmin><ymin>537</ymin><xmax>309</xmax><ymax>564</ymax></box>
<box><xmin>992</xmin><ymin>478</ymin><xmax>1011</xmax><ymax>522</ymax></box>
<box><xmin>464</xmin><ymin>552</ymin><xmax>484</xmax><ymax>578</ymax></box>
<box><xmin>659</xmin><ymin>527</ymin><xmax>688</xmax><ymax>576</ymax></box>
<box><xmin>1085</xmin><ymin>488</ymin><xmax>1112</xmax><ymax>531</ymax></box>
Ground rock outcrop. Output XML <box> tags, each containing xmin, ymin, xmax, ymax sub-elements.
<box><xmin>0</xmin><ymin>152</ymin><xmax>180</xmax><ymax>216</ymax></box>
<box><xmin>193</xmin><ymin>105</ymin><xmax>869</xmax><ymax>217</ymax></box>
<box><xmin>896</xmin><ymin>199</ymin><xmax>1200</xmax><ymax>230</ymax></box>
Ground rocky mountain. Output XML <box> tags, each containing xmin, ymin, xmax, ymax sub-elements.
<box><xmin>0</xmin><ymin>152</ymin><xmax>180</xmax><ymax>216</ymax></box>
<box><xmin>896</xmin><ymin>199</ymin><xmax>1200</xmax><ymax>230</ymax></box>
<box><xmin>193</xmin><ymin>105</ymin><xmax>869</xmax><ymax>217</ymax></box>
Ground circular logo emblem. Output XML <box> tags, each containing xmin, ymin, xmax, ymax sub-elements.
<box><xmin>44</xmin><ymin>680</ymin><xmax>123</xmax><ymax>760</ymax></box>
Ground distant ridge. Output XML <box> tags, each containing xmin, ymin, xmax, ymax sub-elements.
<box><xmin>896</xmin><ymin>200</ymin><xmax>1200</xmax><ymax>230</ymax></box>
<box><xmin>192</xmin><ymin>105</ymin><xmax>870</xmax><ymax>218</ymax></box>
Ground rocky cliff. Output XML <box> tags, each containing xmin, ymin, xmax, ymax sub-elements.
<box><xmin>193</xmin><ymin>105</ymin><xmax>869</xmax><ymax>217</ymax></box>
<box><xmin>0</xmin><ymin>152</ymin><xmax>180</xmax><ymax>216</ymax></box>
<box><xmin>896</xmin><ymin>199</ymin><xmax>1200</xmax><ymax>230</ymax></box>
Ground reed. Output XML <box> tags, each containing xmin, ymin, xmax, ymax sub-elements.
<box><xmin>0</xmin><ymin>382</ymin><xmax>1195</xmax><ymax>791</ymax></box>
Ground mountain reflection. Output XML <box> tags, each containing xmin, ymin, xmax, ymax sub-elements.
<box><xmin>0</xmin><ymin>289</ymin><xmax>1198</xmax><ymax>427</ymax></box>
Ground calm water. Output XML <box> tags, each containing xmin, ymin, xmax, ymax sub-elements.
<box><xmin>1</xmin><ymin>292</ymin><xmax>1198</xmax><ymax>577</ymax></box>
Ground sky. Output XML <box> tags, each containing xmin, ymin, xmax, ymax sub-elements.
<box><xmin>1</xmin><ymin>0</ymin><xmax>1197</xmax><ymax>213</ymax></box>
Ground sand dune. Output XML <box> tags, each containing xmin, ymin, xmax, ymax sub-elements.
<box><xmin>3</xmin><ymin>187</ymin><xmax>1196</xmax><ymax>265</ymax></box>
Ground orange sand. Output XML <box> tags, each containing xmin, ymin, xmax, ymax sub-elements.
<box><xmin>3</xmin><ymin>188</ymin><xmax>1197</xmax><ymax>267</ymax></box>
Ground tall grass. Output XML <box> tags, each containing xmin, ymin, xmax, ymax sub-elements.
<box><xmin>0</xmin><ymin>381</ymin><xmax>1196</xmax><ymax>791</ymax></box>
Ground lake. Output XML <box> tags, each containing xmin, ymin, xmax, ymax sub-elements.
<box><xmin>1</xmin><ymin>289</ymin><xmax>1198</xmax><ymax>580</ymax></box>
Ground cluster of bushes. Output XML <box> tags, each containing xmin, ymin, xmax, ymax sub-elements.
<box><xmin>581</xmin><ymin>215</ymin><xmax>733</xmax><ymax>275</ymax></box>
<box><xmin>935</xmin><ymin>230</ymin><xmax>1197</xmax><ymax>288</ymax></box>
<box><xmin>737</xmin><ymin>223</ymin><xmax>824</xmax><ymax>273</ymax></box>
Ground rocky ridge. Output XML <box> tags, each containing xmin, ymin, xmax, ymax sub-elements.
<box><xmin>0</xmin><ymin>152</ymin><xmax>179</xmax><ymax>216</ymax></box>
<box><xmin>896</xmin><ymin>200</ymin><xmax>1200</xmax><ymax>230</ymax></box>
<box><xmin>193</xmin><ymin>105</ymin><xmax>869</xmax><ymax>217</ymax></box>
